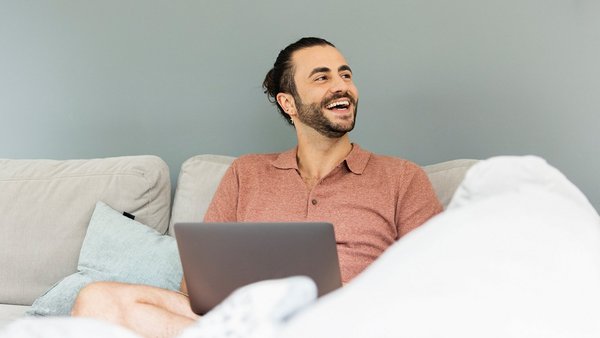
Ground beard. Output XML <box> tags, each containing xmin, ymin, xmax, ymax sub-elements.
<box><xmin>294</xmin><ymin>92</ymin><xmax>358</xmax><ymax>139</ymax></box>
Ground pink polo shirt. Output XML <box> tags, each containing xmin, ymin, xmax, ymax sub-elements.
<box><xmin>204</xmin><ymin>144</ymin><xmax>442</xmax><ymax>283</ymax></box>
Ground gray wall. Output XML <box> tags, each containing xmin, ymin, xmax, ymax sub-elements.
<box><xmin>2</xmin><ymin>1</ymin><xmax>599</xmax><ymax>209</ymax></box>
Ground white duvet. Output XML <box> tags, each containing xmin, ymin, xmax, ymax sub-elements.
<box><xmin>3</xmin><ymin>156</ymin><xmax>599</xmax><ymax>338</ymax></box>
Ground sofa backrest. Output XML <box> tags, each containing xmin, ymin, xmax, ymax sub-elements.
<box><xmin>169</xmin><ymin>155</ymin><xmax>234</xmax><ymax>235</ymax></box>
<box><xmin>423</xmin><ymin>159</ymin><xmax>480</xmax><ymax>207</ymax></box>
<box><xmin>169</xmin><ymin>155</ymin><xmax>478</xmax><ymax>235</ymax></box>
<box><xmin>0</xmin><ymin>156</ymin><xmax>171</xmax><ymax>305</ymax></box>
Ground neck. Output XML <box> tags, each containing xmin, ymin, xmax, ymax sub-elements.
<box><xmin>295</xmin><ymin>129</ymin><xmax>353</xmax><ymax>180</ymax></box>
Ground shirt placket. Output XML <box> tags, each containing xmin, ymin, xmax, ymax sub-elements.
<box><xmin>305</xmin><ymin>165</ymin><xmax>343</xmax><ymax>219</ymax></box>
<box><xmin>306</xmin><ymin>187</ymin><xmax>320</xmax><ymax>219</ymax></box>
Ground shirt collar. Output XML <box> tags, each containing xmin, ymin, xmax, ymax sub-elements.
<box><xmin>271</xmin><ymin>147</ymin><xmax>299</xmax><ymax>170</ymax></box>
<box><xmin>271</xmin><ymin>143</ymin><xmax>371</xmax><ymax>175</ymax></box>
<box><xmin>345</xmin><ymin>143</ymin><xmax>370</xmax><ymax>174</ymax></box>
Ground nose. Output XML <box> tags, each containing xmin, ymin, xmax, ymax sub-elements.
<box><xmin>329</xmin><ymin>74</ymin><xmax>350</xmax><ymax>94</ymax></box>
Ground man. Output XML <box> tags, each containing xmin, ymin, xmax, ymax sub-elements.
<box><xmin>71</xmin><ymin>37</ymin><xmax>442</xmax><ymax>337</ymax></box>
<box><xmin>205</xmin><ymin>37</ymin><xmax>442</xmax><ymax>284</ymax></box>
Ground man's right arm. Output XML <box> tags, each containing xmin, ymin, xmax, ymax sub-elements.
<box><xmin>203</xmin><ymin>162</ymin><xmax>240</xmax><ymax>223</ymax></box>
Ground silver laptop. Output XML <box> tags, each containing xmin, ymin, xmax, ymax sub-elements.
<box><xmin>174</xmin><ymin>222</ymin><xmax>342</xmax><ymax>315</ymax></box>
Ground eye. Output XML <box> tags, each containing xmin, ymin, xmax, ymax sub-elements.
<box><xmin>341</xmin><ymin>72</ymin><xmax>352</xmax><ymax>79</ymax></box>
<box><xmin>315</xmin><ymin>75</ymin><xmax>328</xmax><ymax>82</ymax></box>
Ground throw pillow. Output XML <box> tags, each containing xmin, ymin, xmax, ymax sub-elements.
<box><xmin>28</xmin><ymin>201</ymin><xmax>182</xmax><ymax>316</ymax></box>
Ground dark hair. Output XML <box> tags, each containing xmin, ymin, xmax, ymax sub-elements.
<box><xmin>263</xmin><ymin>37</ymin><xmax>335</xmax><ymax>125</ymax></box>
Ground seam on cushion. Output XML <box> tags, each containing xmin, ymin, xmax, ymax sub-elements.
<box><xmin>426</xmin><ymin>165</ymin><xmax>472</xmax><ymax>174</ymax></box>
<box><xmin>0</xmin><ymin>171</ymin><xmax>150</xmax><ymax>182</ymax></box>
<box><xmin>1</xmin><ymin>171</ymin><xmax>154</xmax><ymax>222</ymax></box>
<box><xmin>2</xmin><ymin>169</ymin><xmax>169</xmax><ymax>230</ymax></box>
<box><xmin>137</xmin><ymin>169</ymin><xmax>156</xmax><ymax>227</ymax></box>
<box><xmin>425</xmin><ymin>163</ymin><xmax>477</xmax><ymax>174</ymax></box>
<box><xmin>111</xmin><ymin>168</ymin><xmax>165</xmax><ymax>229</ymax></box>
<box><xmin>133</xmin><ymin>164</ymin><xmax>171</xmax><ymax>231</ymax></box>
<box><xmin>185</xmin><ymin>155</ymin><xmax>235</xmax><ymax>166</ymax></box>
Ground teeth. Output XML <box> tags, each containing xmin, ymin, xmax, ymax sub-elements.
<box><xmin>326</xmin><ymin>100</ymin><xmax>350</xmax><ymax>109</ymax></box>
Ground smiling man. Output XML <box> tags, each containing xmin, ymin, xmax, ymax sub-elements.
<box><xmin>205</xmin><ymin>37</ymin><xmax>443</xmax><ymax>284</ymax></box>
<box><xmin>71</xmin><ymin>37</ymin><xmax>442</xmax><ymax>338</ymax></box>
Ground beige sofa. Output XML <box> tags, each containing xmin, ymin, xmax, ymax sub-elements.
<box><xmin>0</xmin><ymin>154</ymin><xmax>477</xmax><ymax>328</ymax></box>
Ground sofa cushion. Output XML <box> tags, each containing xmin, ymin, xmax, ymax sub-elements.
<box><xmin>169</xmin><ymin>154</ymin><xmax>235</xmax><ymax>235</ymax></box>
<box><xmin>28</xmin><ymin>202</ymin><xmax>182</xmax><ymax>316</ymax></box>
<box><xmin>423</xmin><ymin>159</ymin><xmax>478</xmax><ymax>207</ymax></box>
<box><xmin>0</xmin><ymin>304</ymin><xmax>29</xmax><ymax>331</ymax></box>
<box><xmin>0</xmin><ymin>156</ymin><xmax>171</xmax><ymax>305</ymax></box>
<box><xmin>169</xmin><ymin>155</ymin><xmax>477</xmax><ymax>235</ymax></box>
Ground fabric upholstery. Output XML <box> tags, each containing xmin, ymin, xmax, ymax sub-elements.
<box><xmin>0</xmin><ymin>156</ymin><xmax>171</xmax><ymax>305</ymax></box>
<box><xmin>169</xmin><ymin>155</ymin><xmax>235</xmax><ymax>235</ymax></box>
<box><xmin>0</xmin><ymin>305</ymin><xmax>28</xmax><ymax>331</ymax></box>
<box><xmin>423</xmin><ymin>159</ymin><xmax>478</xmax><ymax>207</ymax></box>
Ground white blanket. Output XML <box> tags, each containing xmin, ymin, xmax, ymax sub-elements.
<box><xmin>0</xmin><ymin>317</ymin><xmax>139</xmax><ymax>338</ymax></box>
<box><xmin>279</xmin><ymin>156</ymin><xmax>600</xmax><ymax>338</ymax></box>
<box><xmin>3</xmin><ymin>156</ymin><xmax>599</xmax><ymax>338</ymax></box>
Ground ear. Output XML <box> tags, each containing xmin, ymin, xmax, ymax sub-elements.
<box><xmin>276</xmin><ymin>92</ymin><xmax>297</xmax><ymax>118</ymax></box>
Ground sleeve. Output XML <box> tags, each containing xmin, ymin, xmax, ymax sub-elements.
<box><xmin>203</xmin><ymin>161</ymin><xmax>240</xmax><ymax>222</ymax></box>
<box><xmin>396</xmin><ymin>163</ymin><xmax>443</xmax><ymax>237</ymax></box>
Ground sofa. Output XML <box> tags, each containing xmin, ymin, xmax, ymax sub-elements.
<box><xmin>0</xmin><ymin>153</ymin><xmax>478</xmax><ymax>328</ymax></box>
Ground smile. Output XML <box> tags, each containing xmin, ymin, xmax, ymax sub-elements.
<box><xmin>325</xmin><ymin>99</ymin><xmax>351</xmax><ymax>110</ymax></box>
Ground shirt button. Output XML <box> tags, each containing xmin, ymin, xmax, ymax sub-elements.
<box><xmin>311</xmin><ymin>199</ymin><xmax>318</xmax><ymax>205</ymax></box>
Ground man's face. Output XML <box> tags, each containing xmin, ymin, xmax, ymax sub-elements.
<box><xmin>290</xmin><ymin>45</ymin><xmax>359</xmax><ymax>138</ymax></box>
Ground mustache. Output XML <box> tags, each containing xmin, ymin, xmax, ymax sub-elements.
<box><xmin>321</xmin><ymin>92</ymin><xmax>357</xmax><ymax>107</ymax></box>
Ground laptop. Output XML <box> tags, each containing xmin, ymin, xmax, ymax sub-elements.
<box><xmin>174</xmin><ymin>222</ymin><xmax>343</xmax><ymax>315</ymax></box>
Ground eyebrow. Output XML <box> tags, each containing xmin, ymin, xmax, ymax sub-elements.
<box><xmin>339</xmin><ymin>65</ymin><xmax>353</xmax><ymax>73</ymax></box>
<box><xmin>308</xmin><ymin>65</ymin><xmax>353</xmax><ymax>78</ymax></box>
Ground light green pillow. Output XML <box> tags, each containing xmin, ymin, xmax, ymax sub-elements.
<box><xmin>28</xmin><ymin>201</ymin><xmax>182</xmax><ymax>316</ymax></box>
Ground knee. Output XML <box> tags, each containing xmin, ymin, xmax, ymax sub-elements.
<box><xmin>71</xmin><ymin>281</ymin><xmax>123</xmax><ymax>317</ymax></box>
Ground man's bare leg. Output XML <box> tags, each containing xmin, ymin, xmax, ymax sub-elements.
<box><xmin>71</xmin><ymin>282</ymin><xmax>199</xmax><ymax>338</ymax></box>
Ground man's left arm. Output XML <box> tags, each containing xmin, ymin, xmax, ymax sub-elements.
<box><xmin>396</xmin><ymin>164</ymin><xmax>443</xmax><ymax>237</ymax></box>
